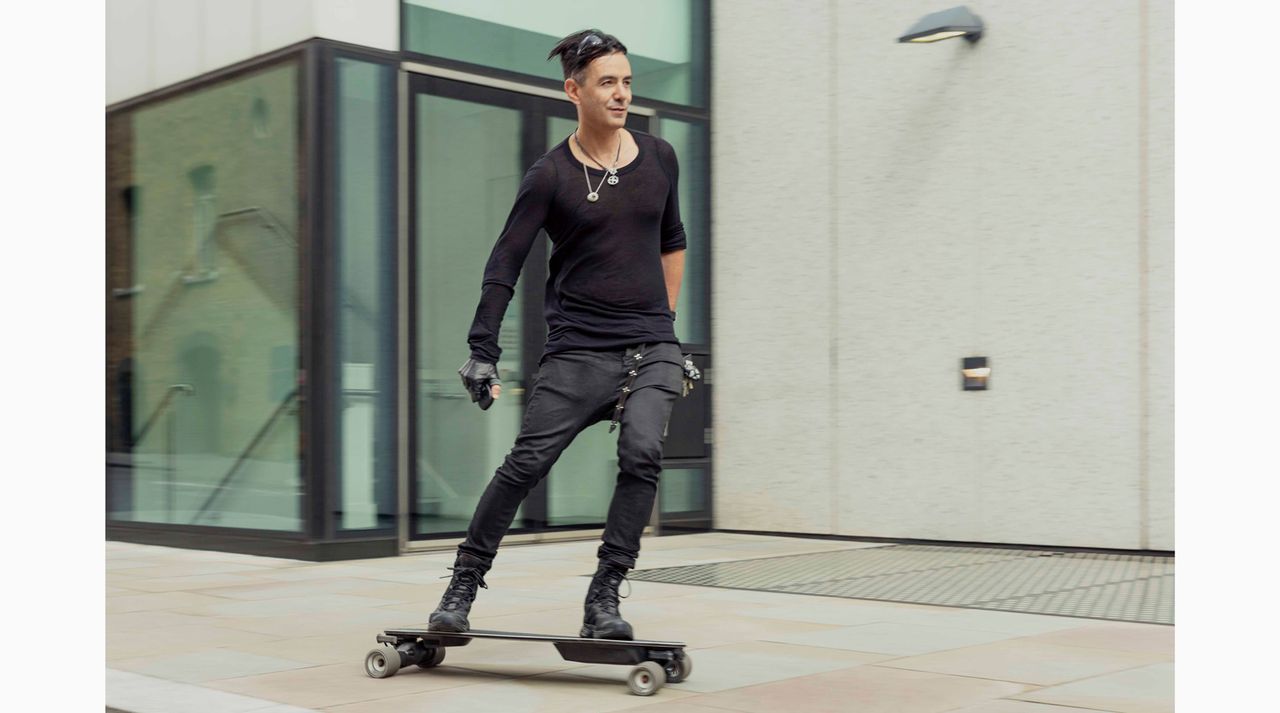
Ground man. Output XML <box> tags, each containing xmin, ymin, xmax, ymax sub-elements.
<box><xmin>428</xmin><ymin>29</ymin><xmax>690</xmax><ymax>641</ymax></box>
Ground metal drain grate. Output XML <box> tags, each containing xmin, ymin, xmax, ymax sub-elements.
<box><xmin>629</xmin><ymin>544</ymin><xmax>1174</xmax><ymax>625</ymax></box>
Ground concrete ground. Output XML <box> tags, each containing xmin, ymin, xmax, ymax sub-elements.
<box><xmin>106</xmin><ymin>533</ymin><xmax>1173</xmax><ymax>712</ymax></box>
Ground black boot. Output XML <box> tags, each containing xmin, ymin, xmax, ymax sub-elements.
<box><xmin>581</xmin><ymin>562</ymin><xmax>634</xmax><ymax>640</ymax></box>
<box><xmin>428</xmin><ymin>554</ymin><xmax>489</xmax><ymax>633</ymax></box>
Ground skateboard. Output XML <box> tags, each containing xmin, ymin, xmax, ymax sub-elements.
<box><xmin>364</xmin><ymin>628</ymin><xmax>692</xmax><ymax>696</ymax></box>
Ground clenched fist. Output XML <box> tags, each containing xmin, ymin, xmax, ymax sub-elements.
<box><xmin>458</xmin><ymin>359</ymin><xmax>502</xmax><ymax>410</ymax></box>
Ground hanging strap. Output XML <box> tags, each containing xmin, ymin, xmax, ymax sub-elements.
<box><xmin>609</xmin><ymin>347</ymin><xmax>645</xmax><ymax>433</ymax></box>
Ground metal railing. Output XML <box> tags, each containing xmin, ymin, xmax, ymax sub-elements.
<box><xmin>130</xmin><ymin>205</ymin><xmax>296</xmax><ymax>340</ymax></box>
<box><xmin>132</xmin><ymin>383</ymin><xmax>195</xmax><ymax>446</ymax></box>
<box><xmin>191</xmin><ymin>388</ymin><xmax>299</xmax><ymax>524</ymax></box>
<box><xmin>129</xmin><ymin>384</ymin><xmax>195</xmax><ymax>520</ymax></box>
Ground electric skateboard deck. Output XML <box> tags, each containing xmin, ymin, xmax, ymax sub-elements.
<box><xmin>364</xmin><ymin>627</ymin><xmax>691</xmax><ymax>696</ymax></box>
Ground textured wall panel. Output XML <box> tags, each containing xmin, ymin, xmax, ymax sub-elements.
<box><xmin>314</xmin><ymin>0</ymin><xmax>400</xmax><ymax>52</ymax></box>
<box><xmin>255</xmin><ymin>0</ymin><xmax>315</xmax><ymax>55</ymax></box>
<box><xmin>1146</xmin><ymin>0</ymin><xmax>1175</xmax><ymax>550</ymax></box>
<box><xmin>106</xmin><ymin>0</ymin><xmax>153</xmax><ymax>104</ymax></box>
<box><xmin>975</xmin><ymin>0</ymin><xmax>1147</xmax><ymax>549</ymax></box>
<box><xmin>151</xmin><ymin>0</ymin><xmax>204</xmax><ymax>90</ymax></box>
<box><xmin>711</xmin><ymin>0</ymin><xmax>838</xmax><ymax>533</ymax></box>
<box><xmin>107</xmin><ymin>0</ymin><xmax>399</xmax><ymax>105</ymax></box>
<box><xmin>201</xmin><ymin>0</ymin><xmax>256</xmax><ymax>72</ymax></box>
<box><xmin>832</xmin><ymin>0</ymin><xmax>988</xmax><ymax>543</ymax></box>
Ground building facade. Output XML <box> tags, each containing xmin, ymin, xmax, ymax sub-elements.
<box><xmin>105</xmin><ymin>0</ymin><xmax>1172</xmax><ymax>560</ymax></box>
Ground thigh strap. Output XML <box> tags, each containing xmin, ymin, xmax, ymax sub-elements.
<box><xmin>608</xmin><ymin>347</ymin><xmax>645</xmax><ymax>433</ymax></box>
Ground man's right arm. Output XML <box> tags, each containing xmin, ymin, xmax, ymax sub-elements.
<box><xmin>465</xmin><ymin>157</ymin><xmax>557</xmax><ymax>365</ymax></box>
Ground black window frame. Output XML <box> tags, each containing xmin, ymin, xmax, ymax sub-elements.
<box><xmin>105</xmin><ymin>40</ymin><xmax>402</xmax><ymax>560</ymax></box>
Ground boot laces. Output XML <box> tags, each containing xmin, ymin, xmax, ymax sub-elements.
<box><xmin>591</xmin><ymin>569</ymin><xmax>631</xmax><ymax>614</ymax></box>
<box><xmin>439</xmin><ymin>566</ymin><xmax>488</xmax><ymax>610</ymax></box>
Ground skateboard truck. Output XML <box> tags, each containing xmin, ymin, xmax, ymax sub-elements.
<box><xmin>364</xmin><ymin>628</ymin><xmax>692</xmax><ymax>697</ymax></box>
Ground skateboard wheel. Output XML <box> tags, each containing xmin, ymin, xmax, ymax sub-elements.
<box><xmin>364</xmin><ymin>645</ymin><xmax>401</xmax><ymax>678</ymax></box>
<box><xmin>415</xmin><ymin>646</ymin><xmax>446</xmax><ymax>669</ymax></box>
<box><xmin>627</xmin><ymin>661</ymin><xmax>666</xmax><ymax>696</ymax></box>
<box><xmin>663</xmin><ymin>653</ymin><xmax>692</xmax><ymax>683</ymax></box>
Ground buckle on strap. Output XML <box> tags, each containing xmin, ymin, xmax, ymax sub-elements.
<box><xmin>610</xmin><ymin>346</ymin><xmax>645</xmax><ymax>433</ymax></box>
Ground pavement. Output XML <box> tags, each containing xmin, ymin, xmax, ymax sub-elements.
<box><xmin>106</xmin><ymin>532</ymin><xmax>1173</xmax><ymax>713</ymax></box>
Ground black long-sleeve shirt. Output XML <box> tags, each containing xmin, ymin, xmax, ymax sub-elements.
<box><xmin>467</xmin><ymin>129</ymin><xmax>687</xmax><ymax>363</ymax></box>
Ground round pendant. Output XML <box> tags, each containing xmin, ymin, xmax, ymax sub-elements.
<box><xmin>607</xmin><ymin>175</ymin><xmax>619</xmax><ymax>185</ymax></box>
<box><xmin>587</xmin><ymin>192</ymin><xmax>599</xmax><ymax>203</ymax></box>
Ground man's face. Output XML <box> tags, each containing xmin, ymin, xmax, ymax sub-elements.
<box><xmin>569</xmin><ymin>52</ymin><xmax>632</xmax><ymax>128</ymax></box>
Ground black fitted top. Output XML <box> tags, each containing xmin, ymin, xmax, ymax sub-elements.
<box><xmin>466</xmin><ymin>129</ymin><xmax>687</xmax><ymax>363</ymax></box>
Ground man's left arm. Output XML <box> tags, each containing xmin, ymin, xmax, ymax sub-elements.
<box><xmin>657</xmin><ymin>139</ymin><xmax>688</xmax><ymax>316</ymax></box>
<box><xmin>662</xmin><ymin>249</ymin><xmax>686</xmax><ymax>313</ymax></box>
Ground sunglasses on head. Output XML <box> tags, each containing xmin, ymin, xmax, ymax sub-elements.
<box><xmin>576</xmin><ymin>33</ymin><xmax>604</xmax><ymax>56</ymax></box>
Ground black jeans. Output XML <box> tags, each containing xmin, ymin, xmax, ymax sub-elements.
<box><xmin>457</xmin><ymin>342</ymin><xmax>684</xmax><ymax>573</ymax></box>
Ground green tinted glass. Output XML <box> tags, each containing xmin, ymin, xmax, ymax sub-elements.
<box><xmin>661</xmin><ymin>466</ymin><xmax>707</xmax><ymax>514</ymax></box>
<box><xmin>404</xmin><ymin>0</ymin><xmax>708</xmax><ymax>108</ymax></box>
<box><xmin>414</xmin><ymin>93</ymin><xmax>526</xmax><ymax>535</ymax></box>
<box><xmin>110</xmin><ymin>62</ymin><xmax>302</xmax><ymax>531</ymax></box>
<box><xmin>659</xmin><ymin>118</ymin><xmax>710</xmax><ymax>346</ymax></box>
<box><xmin>336</xmin><ymin>58</ymin><xmax>397</xmax><ymax>532</ymax></box>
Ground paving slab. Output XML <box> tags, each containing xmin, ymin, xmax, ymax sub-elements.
<box><xmin>673</xmin><ymin>665</ymin><xmax>1033</xmax><ymax>713</ymax></box>
<box><xmin>1013</xmin><ymin>662</ymin><xmax>1175</xmax><ymax>713</ymax></box>
<box><xmin>205</xmin><ymin>662</ymin><xmax>506</xmax><ymax>709</ymax></box>
<box><xmin>111</xmin><ymin>649</ymin><xmax>315</xmax><ymax>684</ymax></box>
<box><xmin>107</xmin><ymin>669</ymin><xmax>320</xmax><ymax>713</ymax></box>
<box><xmin>762</xmin><ymin>621</ymin><xmax>1017</xmax><ymax>656</ymax></box>
<box><xmin>877</xmin><ymin>639</ymin><xmax>1169</xmax><ymax>686</ymax></box>
<box><xmin>556</xmin><ymin>639</ymin><xmax>889</xmax><ymax>693</ymax></box>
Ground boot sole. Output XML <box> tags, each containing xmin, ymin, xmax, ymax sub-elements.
<box><xmin>580</xmin><ymin>623</ymin><xmax>634</xmax><ymax>640</ymax></box>
<box><xmin>428</xmin><ymin>615</ymin><xmax>470</xmax><ymax>633</ymax></box>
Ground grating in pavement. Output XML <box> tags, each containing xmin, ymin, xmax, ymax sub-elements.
<box><xmin>629</xmin><ymin>544</ymin><xmax>1174</xmax><ymax>625</ymax></box>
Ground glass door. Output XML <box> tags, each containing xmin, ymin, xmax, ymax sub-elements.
<box><xmin>408</xmin><ymin>74</ymin><xmax>653</xmax><ymax>540</ymax></box>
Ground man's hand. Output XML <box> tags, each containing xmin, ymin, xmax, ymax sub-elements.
<box><xmin>459</xmin><ymin>359</ymin><xmax>502</xmax><ymax>410</ymax></box>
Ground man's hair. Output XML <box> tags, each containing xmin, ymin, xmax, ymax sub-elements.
<box><xmin>547</xmin><ymin>29</ymin><xmax>628</xmax><ymax>85</ymax></box>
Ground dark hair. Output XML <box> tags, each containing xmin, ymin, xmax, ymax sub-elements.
<box><xmin>547</xmin><ymin>29</ymin><xmax>628</xmax><ymax>84</ymax></box>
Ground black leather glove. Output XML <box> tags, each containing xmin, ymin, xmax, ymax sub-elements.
<box><xmin>458</xmin><ymin>358</ymin><xmax>501</xmax><ymax>411</ymax></box>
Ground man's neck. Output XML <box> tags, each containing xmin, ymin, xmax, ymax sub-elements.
<box><xmin>574</xmin><ymin>123</ymin><xmax>624</xmax><ymax>164</ymax></box>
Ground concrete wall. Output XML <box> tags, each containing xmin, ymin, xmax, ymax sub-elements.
<box><xmin>711</xmin><ymin>0</ymin><xmax>1173</xmax><ymax>550</ymax></box>
<box><xmin>106</xmin><ymin>0</ymin><xmax>399</xmax><ymax>105</ymax></box>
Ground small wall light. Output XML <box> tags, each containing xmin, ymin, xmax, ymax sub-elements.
<box><xmin>962</xmin><ymin>357</ymin><xmax>990</xmax><ymax>391</ymax></box>
<box><xmin>899</xmin><ymin>6</ymin><xmax>985</xmax><ymax>44</ymax></box>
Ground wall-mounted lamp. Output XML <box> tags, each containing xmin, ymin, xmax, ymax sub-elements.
<box><xmin>962</xmin><ymin>357</ymin><xmax>990</xmax><ymax>391</ymax></box>
<box><xmin>899</xmin><ymin>6</ymin><xmax>985</xmax><ymax>44</ymax></box>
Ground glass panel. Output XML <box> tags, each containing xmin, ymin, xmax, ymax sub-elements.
<box><xmin>108</xmin><ymin>61</ymin><xmax>302</xmax><ymax>531</ymax></box>
<box><xmin>659</xmin><ymin>118</ymin><xmax>710</xmax><ymax>346</ymax></box>
<box><xmin>336</xmin><ymin>58</ymin><xmax>397</xmax><ymax>531</ymax></box>
<box><xmin>416</xmin><ymin>93</ymin><xmax>525</xmax><ymax>535</ymax></box>
<box><xmin>404</xmin><ymin>0</ymin><xmax>708</xmax><ymax>108</ymax></box>
<box><xmin>545</xmin><ymin>420</ymin><xmax>622</xmax><ymax>527</ymax></box>
<box><xmin>660</xmin><ymin>466</ymin><xmax>707</xmax><ymax>514</ymax></box>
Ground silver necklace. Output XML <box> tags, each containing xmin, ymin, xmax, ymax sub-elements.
<box><xmin>574</xmin><ymin>131</ymin><xmax>621</xmax><ymax>203</ymax></box>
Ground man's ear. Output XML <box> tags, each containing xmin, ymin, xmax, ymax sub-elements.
<box><xmin>564</xmin><ymin>78</ymin><xmax>581</xmax><ymax>106</ymax></box>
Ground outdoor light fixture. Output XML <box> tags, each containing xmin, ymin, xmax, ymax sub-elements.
<box><xmin>899</xmin><ymin>6</ymin><xmax>984</xmax><ymax>44</ymax></box>
<box><xmin>962</xmin><ymin>357</ymin><xmax>990</xmax><ymax>391</ymax></box>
